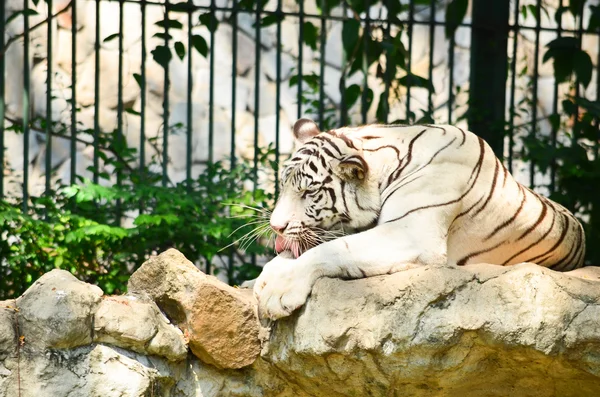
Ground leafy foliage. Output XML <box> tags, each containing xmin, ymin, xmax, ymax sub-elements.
<box><xmin>1</xmin><ymin>115</ymin><xmax>274</xmax><ymax>299</ymax></box>
<box><xmin>0</xmin><ymin>159</ymin><xmax>273</xmax><ymax>299</ymax></box>
<box><xmin>530</xmin><ymin>0</ymin><xmax>600</xmax><ymax>265</ymax></box>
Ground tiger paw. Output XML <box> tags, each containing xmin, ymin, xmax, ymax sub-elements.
<box><xmin>253</xmin><ymin>255</ymin><xmax>314</xmax><ymax>320</ymax></box>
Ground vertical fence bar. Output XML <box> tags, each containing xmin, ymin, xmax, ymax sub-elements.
<box><xmin>253</xmin><ymin>0</ymin><xmax>261</xmax><ymax>191</ymax></box>
<box><xmin>228</xmin><ymin>0</ymin><xmax>239</xmax><ymax>283</ymax></box>
<box><xmin>45</xmin><ymin>0</ymin><xmax>54</xmax><ymax>196</ymax></box>
<box><xmin>140</xmin><ymin>0</ymin><xmax>147</xmax><ymax>172</ymax></box>
<box><xmin>427</xmin><ymin>0</ymin><xmax>435</xmax><ymax>119</ymax></box>
<box><xmin>447</xmin><ymin>33</ymin><xmax>455</xmax><ymax>124</ymax></box>
<box><xmin>0</xmin><ymin>0</ymin><xmax>5</xmax><ymax>198</ymax></box>
<box><xmin>208</xmin><ymin>0</ymin><xmax>215</xmax><ymax>163</ymax></box>
<box><xmin>318</xmin><ymin>0</ymin><xmax>326</xmax><ymax>130</ymax></box>
<box><xmin>230</xmin><ymin>0</ymin><xmax>237</xmax><ymax>167</ymax></box>
<box><xmin>297</xmin><ymin>0</ymin><xmax>304</xmax><ymax>118</ymax></box>
<box><xmin>186</xmin><ymin>0</ymin><xmax>193</xmax><ymax>183</ymax></box>
<box><xmin>23</xmin><ymin>0</ymin><xmax>31</xmax><ymax>211</ymax></box>
<box><xmin>275</xmin><ymin>0</ymin><xmax>282</xmax><ymax>197</ymax></box>
<box><xmin>361</xmin><ymin>0</ymin><xmax>369</xmax><ymax>124</ymax></box>
<box><xmin>596</xmin><ymin>34</ymin><xmax>600</xmax><ymax>159</ymax></box>
<box><xmin>162</xmin><ymin>1</ymin><xmax>170</xmax><ymax>187</ymax></box>
<box><xmin>528</xmin><ymin>0</ymin><xmax>541</xmax><ymax>188</ymax></box>
<box><xmin>116</xmin><ymin>0</ymin><xmax>124</xmax><ymax>221</ymax></box>
<box><xmin>70</xmin><ymin>0</ymin><xmax>77</xmax><ymax>185</ymax></box>
<box><xmin>549</xmin><ymin>0</ymin><xmax>563</xmax><ymax>193</ymax></box>
<box><xmin>405</xmin><ymin>0</ymin><xmax>414</xmax><ymax>122</ymax></box>
<box><xmin>339</xmin><ymin>3</ymin><xmax>347</xmax><ymax>126</ymax></box>
<box><xmin>507</xmin><ymin>0</ymin><xmax>520</xmax><ymax>174</ymax></box>
<box><xmin>251</xmin><ymin>0</ymin><xmax>263</xmax><ymax>273</ymax></box>
<box><xmin>572</xmin><ymin>1</ymin><xmax>585</xmax><ymax>144</ymax></box>
<box><xmin>93</xmin><ymin>0</ymin><xmax>100</xmax><ymax>183</ymax></box>
<box><xmin>382</xmin><ymin>0</ymin><xmax>391</xmax><ymax>124</ymax></box>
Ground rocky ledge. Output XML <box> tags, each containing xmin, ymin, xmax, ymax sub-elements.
<box><xmin>1</xmin><ymin>249</ymin><xmax>600</xmax><ymax>397</ymax></box>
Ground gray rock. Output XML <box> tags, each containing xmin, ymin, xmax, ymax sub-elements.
<box><xmin>16</xmin><ymin>269</ymin><xmax>103</xmax><ymax>350</ymax></box>
<box><xmin>93</xmin><ymin>295</ymin><xmax>188</xmax><ymax>362</ymax></box>
<box><xmin>0</xmin><ymin>344</ymin><xmax>179</xmax><ymax>397</ymax></box>
<box><xmin>0</xmin><ymin>301</ymin><xmax>16</xmax><ymax>361</ymax></box>
<box><xmin>259</xmin><ymin>263</ymin><xmax>600</xmax><ymax>396</ymax></box>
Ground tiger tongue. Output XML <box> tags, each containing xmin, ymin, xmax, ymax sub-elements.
<box><xmin>274</xmin><ymin>235</ymin><xmax>301</xmax><ymax>258</ymax></box>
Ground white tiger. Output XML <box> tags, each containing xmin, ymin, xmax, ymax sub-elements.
<box><xmin>253</xmin><ymin>119</ymin><xmax>586</xmax><ymax>320</ymax></box>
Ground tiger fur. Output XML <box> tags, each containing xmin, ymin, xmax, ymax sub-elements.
<box><xmin>253</xmin><ymin>118</ymin><xmax>586</xmax><ymax>319</ymax></box>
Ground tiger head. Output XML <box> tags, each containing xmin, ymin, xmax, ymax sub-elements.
<box><xmin>270</xmin><ymin>119</ymin><xmax>381</xmax><ymax>258</ymax></box>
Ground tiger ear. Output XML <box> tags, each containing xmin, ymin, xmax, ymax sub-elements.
<box><xmin>293</xmin><ymin>118</ymin><xmax>320</xmax><ymax>144</ymax></box>
<box><xmin>335</xmin><ymin>156</ymin><xmax>368</xmax><ymax>181</ymax></box>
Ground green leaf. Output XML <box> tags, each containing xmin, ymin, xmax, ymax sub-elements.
<box><xmin>346</xmin><ymin>0</ymin><xmax>366</xmax><ymax>14</ymax></box>
<box><xmin>6</xmin><ymin>8</ymin><xmax>39</xmax><ymax>25</ymax></box>
<box><xmin>133</xmin><ymin>73</ymin><xmax>144</xmax><ymax>89</ymax></box>
<box><xmin>342</xmin><ymin>19</ymin><xmax>361</xmax><ymax>59</ymax></box>
<box><xmin>445</xmin><ymin>0</ymin><xmax>468</xmax><ymax>38</ymax></box>
<box><xmin>153</xmin><ymin>32</ymin><xmax>173</xmax><ymax>41</ymax></box>
<box><xmin>554</xmin><ymin>5</ymin><xmax>569</xmax><ymax>25</ymax></box>
<box><xmin>169</xmin><ymin>2</ymin><xmax>195</xmax><ymax>12</ymax></box>
<box><xmin>376</xmin><ymin>92</ymin><xmax>389</xmax><ymax>122</ymax></box>
<box><xmin>257</xmin><ymin>14</ymin><xmax>284</xmax><ymax>27</ymax></box>
<box><xmin>344</xmin><ymin>84</ymin><xmax>361</xmax><ymax>109</ymax></box>
<box><xmin>569</xmin><ymin>0</ymin><xmax>585</xmax><ymax>17</ymax></box>
<box><xmin>317</xmin><ymin>0</ymin><xmax>342</xmax><ymax>14</ymax></box>
<box><xmin>103</xmin><ymin>33</ymin><xmax>121</xmax><ymax>43</ymax></box>
<box><xmin>364</xmin><ymin>88</ymin><xmax>374</xmax><ymax>113</ymax></box>
<box><xmin>302</xmin><ymin>22</ymin><xmax>318</xmax><ymax>51</ymax></box>
<box><xmin>199</xmin><ymin>13</ymin><xmax>219</xmax><ymax>32</ymax></box>
<box><xmin>125</xmin><ymin>108</ymin><xmax>141</xmax><ymax>116</ymax></box>
<box><xmin>191</xmin><ymin>35</ymin><xmax>208</xmax><ymax>58</ymax></box>
<box><xmin>174</xmin><ymin>41</ymin><xmax>186</xmax><ymax>60</ymax></box>
<box><xmin>588</xmin><ymin>5</ymin><xmax>600</xmax><ymax>31</ymax></box>
<box><xmin>543</xmin><ymin>37</ymin><xmax>592</xmax><ymax>87</ymax></box>
<box><xmin>398</xmin><ymin>73</ymin><xmax>434</xmax><ymax>92</ymax></box>
<box><xmin>155</xmin><ymin>19</ymin><xmax>184</xmax><ymax>30</ymax></box>
<box><xmin>573</xmin><ymin>50</ymin><xmax>593</xmax><ymax>88</ymax></box>
<box><xmin>151</xmin><ymin>45</ymin><xmax>172</xmax><ymax>69</ymax></box>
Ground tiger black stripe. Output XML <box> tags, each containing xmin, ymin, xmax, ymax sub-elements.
<box><xmin>501</xmin><ymin>209</ymin><xmax>557</xmax><ymax>266</ymax></box>
<box><xmin>483</xmin><ymin>185</ymin><xmax>527</xmax><ymax>241</ymax></box>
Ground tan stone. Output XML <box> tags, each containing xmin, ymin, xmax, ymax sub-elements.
<box><xmin>93</xmin><ymin>296</ymin><xmax>188</xmax><ymax>362</ymax></box>
<box><xmin>127</xmin><ymin>249</ymin><xmax>261</xmax><ymax>369</ymax></box>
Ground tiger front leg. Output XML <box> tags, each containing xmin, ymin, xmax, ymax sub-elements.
<box><xmin>254</xmin><ymin>218</ymin><xmax>451</xmax><ymax>320</ymax></box>
<box><xmin>253</xmin><ymin>254</ymin><xmax>318</xmax><ymax>320</ymax></box>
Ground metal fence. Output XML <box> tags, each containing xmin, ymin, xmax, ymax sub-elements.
<box><xmin>0</xmin><ymin>0</ymin><xmax>599</xmax><ymax>205</ymax></box>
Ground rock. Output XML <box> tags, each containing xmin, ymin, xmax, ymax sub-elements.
<box><xmin>261</xmin><ymin>263</ymin><xmax>600</xmax><ymax>396</ymax></box>
<box><xmin>16</xmin><ymin>269</ymin><xmax>103</xmax><ymax>351</ymax></box>
<box><xmin>0</xmin><ymin>301</ymin><xmax>16</xmax><ymax>361</ymax></box>
<box><xmin>3</xmin><ymin>256</ymin><xmax>600</xmax><ymax>396</ymax></box>
<box><xmin>0</xmin><ymin>344</ymin><xmax>178</xmax><ymax>397</ymax></box>
<box><xmin>93</xmin><ymin>295</ymin><xmax>188</xmax><ymax>362</ymax></box>
<box><xmin>127</xmin><ymin>249</ymin><xmax>261</xmax><ymax>369</ymax></box>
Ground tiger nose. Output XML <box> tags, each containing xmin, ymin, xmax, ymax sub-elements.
<box><xmin>271</xmin><ymin>222</ymin><xmax>288</xmax><ymax>234</ymax></box>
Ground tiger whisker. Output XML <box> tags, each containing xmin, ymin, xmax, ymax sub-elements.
<box><xmin>228</xmin><ymin>219</ymin><xmax>271</xmax><ymax>238</ymax></box>
<box><xmin>219</xmin><ymin>222</ymin><xmax>272</xmax><ymax>252</ymax></box>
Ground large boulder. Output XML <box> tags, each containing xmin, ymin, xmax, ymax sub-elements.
<box><xmin>16</xmin><ymin>269</ymin><xmax>103</xmax><ymax>351</ymax></box>
<box><xmin>2</xmin><ymin>250</ymin><xmax>600</xmax><ymax>397</ymax></box>
<box><xmin>262</xmin><ymin>263</ymin><xmax>600</xmax><ymax>396</ymax></box>
<box><xmin>127</xmin><ymin>249</ymin><xmax>261</xmax><ymax>369</ymax></box>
